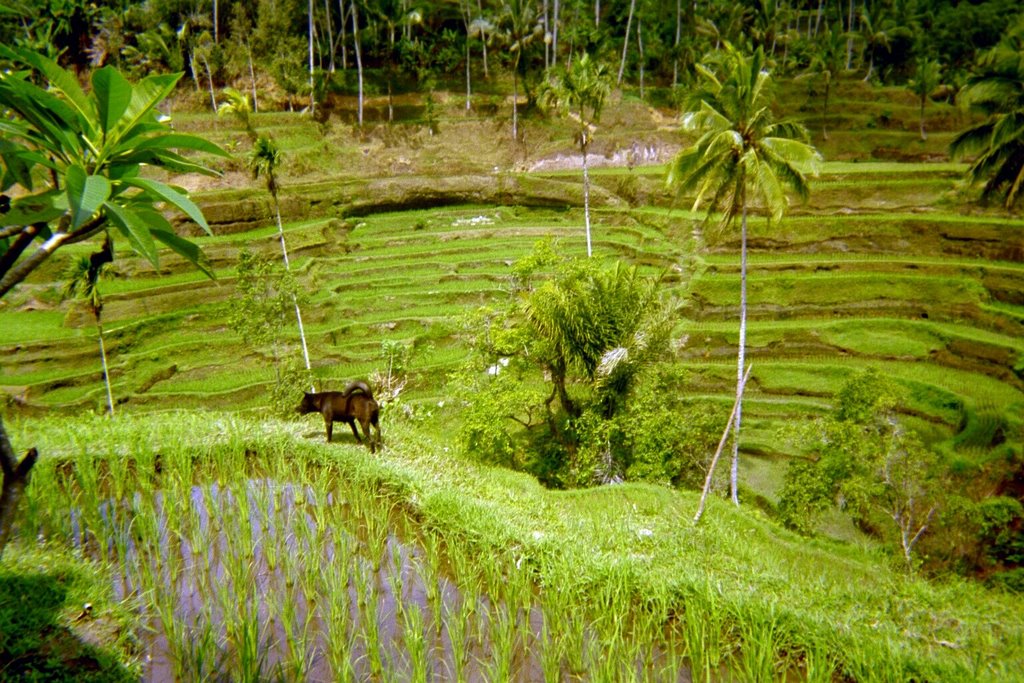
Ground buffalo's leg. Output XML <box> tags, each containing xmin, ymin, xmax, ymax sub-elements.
<box><xmin>324</xmin><ymin>414</ymin><xmax>333</xmax><ymax>443</ymax></box>
<box><xmin>359</xmin><ymin>418</ymin><xmax>375</xmax><ymax>453</ymax></box>
<box><xmin>371</xmin><ymin>418</ymin><xmax>382</xmax><ymax>452</ymax></box>
<box><xmin>347</xmin><ymin>419</ymin><xmax>362</xmax><ymax>443</ymax></box>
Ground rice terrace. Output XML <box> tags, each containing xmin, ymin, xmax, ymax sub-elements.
<box><xmin>1</xmin><ymin>1</ymin><xmax>1023</xmax><ymax>681</ymax></box>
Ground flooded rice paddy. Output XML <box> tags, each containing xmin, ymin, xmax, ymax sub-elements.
<box><xmin>32</xmin><ymin>452</ymin><xmax>693</xmax><ymax>682</ymax></box>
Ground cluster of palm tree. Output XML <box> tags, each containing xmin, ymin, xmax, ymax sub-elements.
<box><xmin>2</xmin><ymin>0</ymin><xmax>1016</xmax><ymax>120</ymax></box>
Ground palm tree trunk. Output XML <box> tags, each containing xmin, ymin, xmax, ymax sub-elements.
<box><xmin>466</xmin><ymin>34</ymin><xmax>472</xmax><ymax>111</ymax></box>
<box><xmin>543</xmin><ymin>0</ymin><xmax>550</xmax><ymax>69</ymax></box>
<box><xmin>324</xmin><ymin>0</ymin><xmax>335</xmax><ymax>71</ymax></box>
<box><xmin>731</xmin><ymin>198</ymin><xmax>748</xmax><ymax>506</ymax></box>
<box><xmin>478</xmin><ymin>0</ymin><xmax>489</xmax><ymax>77</ymax></box>
<box><xmin>919</xmin><ymin>96</ymin><xmax>927</xmax><ymax>141</ymax></box>
<box><xmin>695</xmin><ymin>363</ymin><xmax>752</xmax><ymax>522</ymax></box>
<box><xmin>512</xmin><ymin>54</ymin><xmax>520</xmax><ymax>141</ymax></box>
<box><xmin>272</xmin><ymin>194</ymin><xmax>313</xmax><ymax>385</ymax></box>
<box><xmin>673</xmin><ymin>0</ymin><xmax>682</xmax><ymax>86</ymax></box>
<box><xmin>617</xmin><ymin>0</ymin><xmax>636</xmax><ymax>85</ymax></box>
<box><xmin>822</xmin><ymin>77</ymin><xmax>830</xmax><ymax>141</ymax></box>
<box><xmin>246</xmin><ymin>40</ymin><xmax>259</xmax><ymax>113</ymax></box>
<box><xmin>338</xmin><ymin>0</ymin><xmax>348</xmax><ymax>70</ymax></box>
<box><xmin>96</xmin><ymin>316</ymin><xmax>115</xmax><ymax>416</ymax></box>
<box><xmin>637</xmin><ymin>18</ymin><xmax>644</xmax><ymax>101</ymax></box>
<box><xmin>552</xmin><ymin>0</ymin><xmax>560</xmax><ymax>61</ymax></box>
<box><xmin>309</xmin><ymin>0</ymin><xmax>316</xmax><ymax>117</ymax></box>
<box><xmin>202</xmin><ymin>54</ymin><xmax>217</xmax><ymax>111</ymax></box>
<box><xmin>352</xmin><ymin>0</ymin><xmax>364</xmax><ymax>127</ymax></box>
<box><xmin>582</xmin><ymin>141</ymin><xmax>592</xmax><ymax>257</ymax></box>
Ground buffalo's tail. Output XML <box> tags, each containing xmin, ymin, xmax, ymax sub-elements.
<box><xmin>342</xmin><ymin>380</ymin><xmax>374</xmax><ymax>401</ymax></box>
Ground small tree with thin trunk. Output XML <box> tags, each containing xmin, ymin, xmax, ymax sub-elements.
<box><xmin>62</xmin><ymin>238</ymin><xmax>117</xmax><ymax>416</ymax></box>
<box><xmin>539</xmin><ymin>52</ymin><xmax>612</xmax><ymax>258</ymax></box>
<box><xmin>249</xmin><ymin>135</ymin><xmax>313</xmax><ymax>385</ymax></box>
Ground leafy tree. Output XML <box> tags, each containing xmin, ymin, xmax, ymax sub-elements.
<box><xmin>667</xmin><ymin>43</ymin><xmax>820</xmax><ymax>507</ymax></box>
<box><xmin>539</xmin><ymin>52</ymin><xmax>611</xmax><ymax>258</ymax></box>
<box><xmin>230</xmin><ymin>249</ymin><xmax>310</xmax><ymax>413</ymax></box>
<box><xmin>121</xmin><ymin>23</ymin><xmax>185</xmax><ymax>79</ymax></box>
<box><xmin>778</xmin><ymin>369</ymin><xmax>942</xmax><ymax>571</ymax></box>
<box><xmin>856</xmin><ymin>4</ymin><xmax>892</xmax><ymax>82</ymax></box>
<box><xmin>949</xmin><ymin>18</ymin><xmax>1024</xmax><ymax>211</ymax></box>
<box><xmin>62</xmin><ymin>237</ymin><xmax>117</xmax><ymax>416</ymax></box>
<box><xmin>0</xmin><ymin>47</ymin><xmax>223</xmax><ymax>299</ymax></box>
<box><xmin>218</xmin><ymin>86</ymin><xmax>257</xmax><ymax>139</ymax></box>
<box><xmin>0</xmin><ymin>48</ymin><xmax>225</xmax><ymax>558</ymax></box>
<box><xmin>457</xmin><ymin>241</ymin><xmax>673</xmax><ymax>486</ymax></box>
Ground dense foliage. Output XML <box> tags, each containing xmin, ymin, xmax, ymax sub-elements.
<box><xmin>454</xmin><ymin>241</ymin><xmax>726</xmax><ymax>488</ymax></box>
<box><xmin>2</xmin><ymin>0</ymin><xmax>1020</xmax><ymax>112</ymax></box>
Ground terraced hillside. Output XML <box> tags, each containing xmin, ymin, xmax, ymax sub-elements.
<box><xmin>1</xmin><ymin>81</ymin><xmax>1021</xmax><ymax>508</ymax></box>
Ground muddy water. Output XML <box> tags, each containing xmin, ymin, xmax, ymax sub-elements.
<box><xmin>72</xmin><ymin>478</ymin><xmax>690</xmax><ymax>682</ymax></box>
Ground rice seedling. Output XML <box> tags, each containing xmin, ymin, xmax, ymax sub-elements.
<box><xmin>353</xmin><ymin>555</ymin><xmax>385</xmax><ymax>679</ymax></box>
<box><xmin>400</xmin><ymin>601</ymin><xmax>429</xmax><ymax>681</ymax></box>
<box><xmin>484</xmin><ymin>600</ymin><xmax>516</xmax><ymax>681</ymax></box>
<box><xmin>442</xmin><ymin>593</ymin><xmax>470</xmax><ymax>683</ymax></box>
<box><xmin>731</xmin><ymin>602</ymin><xmax>787</xmax><ymax>683</ymax></box>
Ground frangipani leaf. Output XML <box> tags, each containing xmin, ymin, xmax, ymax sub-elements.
<box><xmin>66</xmin><ymin>165</ymin><xmax>112</xmax><ymax>230</ymax></box>
<box><xmin>103</xmin><ymin>200</ymin><xmax>159</xmax><ymax>267</ymax></box>
<box><xmin>92</xmin><ymin>66</ymin><xmax>133</xmax><ymax>136</ymax></box>
<box><xmin>122</xmin><ymin>177</ymin><xmax>211</xmax><ymax>234</ymax></box>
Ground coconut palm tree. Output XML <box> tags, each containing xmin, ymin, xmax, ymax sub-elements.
<box><xmin>857</xmin><ymin>5</ymin><xmax>891</xmax><ymax>82</ymax></box>
<box><xmin>907</xmin><ymin>56</ymin><xmax>942</xmax><ymax>141</ymax></box>
<box><xmin>667</xmin><ymin>44</ymin><xmax>821</xmax><ymax>507</ymax></box>
<box><xmin>803</xmin><ymin>25</ymin><xmax>846</xmax><ymax>141</ymax></box>
<box><xmin>250</xmin><ymin>135</ymin><xmax>313</xmax><ymax>380</ymax></box>
<box><xmin>949</xmin><ymin>20</ymin><xmax>1024</xmax><ymax>210</ymax></box>
<box><xmin>62</xmin><ymin>238</ymin><xmax>116</xmax><ymax>415</ymax></box>
<box><xmin>499</xmin><ymin>0</ymin><xmax>541</xmax><ymax>141</ymax></box>
<box><xmin>539</xmin><ymin>52</ymin><xmax>612</xmax><ymax>257</ymax></box>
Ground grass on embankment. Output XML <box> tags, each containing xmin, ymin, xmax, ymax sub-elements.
<box><xmin>7</xmin><ymin>411</ymin><xmax>1023</xmax><ymax>682</ymax></box>
<box><xmin>0</xmin><ymin>544</ymin><xmax>140</xmax><ymax>681</ymax></box>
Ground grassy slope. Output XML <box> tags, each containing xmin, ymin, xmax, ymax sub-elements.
<box><xmin>9</xmin><ymin>412</ymin><xmax>1022</xmax><ymax>680</ymax></box>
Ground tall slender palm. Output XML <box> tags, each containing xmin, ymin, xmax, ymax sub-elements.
<box><xmin>949</xmin><ymin>21</ymin><xmax>1024</xmax><ymax>210</ymax></box>
<box><xmin>540</xmin><ymin>53</ymin><xmax>611</xmax><ymax>257</ymax></box>
<box><xmin>62</xmin><ymin>240</ymin><xmax>116</xmax><ymax>416</ymax></box>
<box><xmin>804</xmin><ymin>25</ymin><xmax>846</xmax><ymax>141</ymax></box>
<box><xmin>617</xmin><ymin>0</ymin><xmax>637</xmax><ymax>86</ymax></box>
<box><xmin>857</xmin><ymin>5</ymin><xmax>891</xmax><ymax>82</ymax></box>
<box><xmin>500</xmin><ymin>0</ymin><xmax>541</xmax><ymax>141</ymax></box>
<box><xmin>250</xmin><ymin>136</ymin><xmax>313</xmax><ymax>382</ymax></box>
<box><xmin>907</xmin><ymin>56</ymin><xmax>942</xmax><ymax>141</ymax></box>
<box><xmin>668</xmin><ymin>44</ymin><xmax>820</xmax><ymax>507</ymax></box>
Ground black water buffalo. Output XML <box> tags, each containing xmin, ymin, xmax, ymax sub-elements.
<box><xmin>296</xmin><ymin>381</ymin><xmax>382</xmax><ymax>452</ymax></box>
